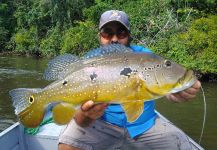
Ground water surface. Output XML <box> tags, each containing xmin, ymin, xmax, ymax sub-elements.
<box><xmin>0</xmin><ymin>56</ymin><xmax>50</xmax><ymax>131</ymax></box>
<box><xmin>156</xmin><ymin>82</ymin><xmax>217</xmax><ymax>149</ymax></box>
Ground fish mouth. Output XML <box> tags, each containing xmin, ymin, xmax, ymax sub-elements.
<box><xmin>18</xmin><ymin>107</ymin><xmax>31</xmax><ymax>117</ymax></box>
<box><xmin>18</xmin><ymin>106</ymin><xmax>45</xmax><ymax>128</ymax></box>
<box><xmin>171</xmin><ymin>70</ymin><xmax>197</xmax><ymax>93</ymax></box>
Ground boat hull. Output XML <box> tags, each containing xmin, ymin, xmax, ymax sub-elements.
<box><xmin>0</xmin><ymin>112</ymin><xmax>204</xmax><ymax>150</ymax></box>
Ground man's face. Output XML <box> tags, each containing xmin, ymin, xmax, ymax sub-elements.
<box><xmin>99</xmin><ymin>21</ymin><xmax>130</xmax><ymax>46</ymax></box>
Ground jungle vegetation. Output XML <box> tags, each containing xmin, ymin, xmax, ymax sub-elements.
<box><xmin>0</xmin><ymin>0</ymin><xmax>216</xmax><ymax>78</ymax></box>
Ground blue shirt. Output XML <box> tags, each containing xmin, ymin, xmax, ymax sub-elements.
<box><xmin>85</xmin><ymin>45</ymin><xmax>157</xmax><ymax>138</ymax></box>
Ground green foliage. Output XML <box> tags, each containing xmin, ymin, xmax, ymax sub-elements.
<box><xmin>8</xmin><ymin>0</ymin><xmax>95</xmax><ymax>55</ymax></box>
<box><xmin>0</xmin><ymin>3</ymin><xmax>9</xmax><ymax>46</ymax></box>
<box><xmin>184</xmin><ymin>15</ymin><xmax>217</xmax><ymax>73</ymax></box>
<box><xmin>171</xmin><ymin>0</ymin><xmax>217</xmax><ymax>16</ymax></box>
<box><xmin>0</xmin><ymin>0</ymin><xmax>216</xmax><ymax>74</ymax></box>
<box><xmin>83</xmin><ymin>1</ymin><xmax>112</xmax><ymax>24</ymax></box>
<box><xmin>14</xmin><ymin>26</ymin><xmax>39</xmax><ymax>54</ymax></box>
<box><xmin>61</xmin><ymin>21</ymin><xmax>98</xmax><ymax>56</ymax></box>
<box><xmin>0</xmin><ymin>19</ymin><xmax>9</xmax><ymax>51</ymax></box>
<box><xmin>153</xmin><ymin>15</ymin><xmax>217</xmax><ymax>73</ymax></box>
<box><xmin>39</xmin><ymin>25</ymin><xmax>63</xmax><ymax>57</ymax></box>
<box><xmin>0</xmin><ymin>2</ymin><xmax>15</xmax><ymax>51</ymax></box>
<box><xmin>121</xmin><ymin>0</ymin><xmax>175</xmax><ymax>46</ymax></box>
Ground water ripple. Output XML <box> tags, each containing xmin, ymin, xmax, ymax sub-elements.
<box><xmin>0</xmin><ymin>118</ymin><xmax>16</xmax><ymax>132</ymax></box>
<box><xmin>0</xmin><ymin>68</ymin><xmax>42</xmax><ymax>75</ymax></box>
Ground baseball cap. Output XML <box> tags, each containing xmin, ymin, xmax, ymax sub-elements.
<box><xmin>99</xmin><ymin>10</ymin><xmax>130</xmax><ymax>31</ymax></box>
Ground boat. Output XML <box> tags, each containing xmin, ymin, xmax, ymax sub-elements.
<box><xmin>0</xmin><ymin>111</ymin><xmax>204</xmax><ymax>150</ymax></box>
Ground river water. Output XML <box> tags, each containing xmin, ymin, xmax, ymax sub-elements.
<box><xmin>0</xmin><ymin>56</ymin><xmax>216</xmax><ymax>149</ymax></box>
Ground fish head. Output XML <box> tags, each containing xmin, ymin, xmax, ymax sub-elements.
<box><xmin>142</xmin><ymin>55</ymin><xmax>196</xmax><ymax>95</ymax></box>
<box><xmin>157</xmin><ymin>58</ymin><xmax>196</xmax><ymax>93</ymax></box>
<box><xmin>9</xmin><ymin>88</ymin><xmax>45</xmax><ymax>128</ymax></box>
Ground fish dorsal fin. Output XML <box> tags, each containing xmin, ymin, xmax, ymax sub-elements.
<box><xmin>52</xmin><ymin>103</ymin><xmax>76</xmax><ymax>125</ymax></box>
<box><xmin>43</xmin><ymin>54</ymin><xmax>79</xmax><ymax>80</ymax></box>
<box><xmin>121</xmin><ymin>101</ymin><xmax>144</xmax><ymax>123</ymax></box>
<box><xmin>84</xmin><ymin>44</ymin><xmax>132</xmax><ymax>59</ymax></box>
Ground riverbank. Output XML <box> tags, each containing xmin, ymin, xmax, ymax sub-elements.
<box><xmin>198</xmin><ymin>73</ymin><xmax>217</xmax><ymax>82</ymax></box>
<box><xmin>0</xmin><ymin>51</ymin><xmax>36</xmax><ymax>57</ymax></box>
<box><xmin>0</xmin><ymin>51</ymin><xmax>52</xmax><ymax>59</ymax></box>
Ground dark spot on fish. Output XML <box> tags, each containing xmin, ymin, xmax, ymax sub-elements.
<box><xmin>90</xmin><ymin>72</ymin><xmax>98</xmax><ymax>81</ymax></box>
<box><xmin>120</xmin><ymin>67</ymin><xmax>132</xmax><ymax>77</ymax></box>
<box><xmin>91</xmin><ymin>63</ymin><xmax>96</xmax><ymax>67</ymax></box>
<box><xmin>123</xmin><ymin>56</ymin><xmax>128</xmax><ymax>61</ymax></box>
<box><xmin>148</xmin><ymin>67</ymin><xmax>153</xmax><ymax>70</ymax></box>
<box><xmin>63</xmin><ymin>80</ymin><xmax>68</xmax><ymax>85</ymax></box>
<box><xmin>155</xmin><ymin>64</ymin><xmax>161</xmax><ymax>68</ymax></box>
<box><xmin>164</xmin><ymin>60</ymin><xmax>172</xmax><ymax>68</ymax></box>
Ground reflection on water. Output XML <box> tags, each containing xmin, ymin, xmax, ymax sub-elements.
<box><xmin>0</xmin><ymin>56</ymin><xmax>50</xmax><ymax>132</ymax></box>
<box><xmin>156</xmin><ymin>82</ymin><xmax>217</xmax><ymax>149</ymax></box>
<box><xmin>0</xmin><ymin>56</ymin><xmax>216</xmax><ymax>149</ymax></box>
<box><xmin>0</xmin><ymin>68</ymin><xmax>41</xmax><ymax>75</ymax></box>
<box><xmin>0</xmin><ymin>118</ymin><xmax>15</xmax><ymax>131</ymax></box>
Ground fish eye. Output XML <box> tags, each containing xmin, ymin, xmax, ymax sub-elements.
<box><xmin>29</xmin><ymin>96</ymin><xmax>34</xmax><ymax>104</ymax></box>
<box><xmin>164</xmin><ymin>60</ymin><xmax>172</xmax><ymax>68</ymax></box>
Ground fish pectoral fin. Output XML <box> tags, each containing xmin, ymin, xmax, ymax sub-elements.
<box><xmin>52</xmin><ymin>103</ymin><xmax>76</xmax><ymax>125</ymax></box>
<box><xmin>121</xmin><ymin>101</ymin><xmax>144</xmax><ymax>123</ymax></box>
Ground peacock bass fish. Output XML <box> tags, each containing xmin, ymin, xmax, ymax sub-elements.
<box><xmin>9</xmin><ymin>44</ymin><xmax>196</xmax><ymax>128</ymax></box>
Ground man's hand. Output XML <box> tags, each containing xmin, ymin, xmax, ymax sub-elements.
<box><xmin>166</xmin><ymin>80</ymin><xmax>201</xmax><ymax>102</ymax></box>
<box><xmin>74</xmin><ymin>100</ymin><xmax>108</xmax><ymax>127</ymax></box>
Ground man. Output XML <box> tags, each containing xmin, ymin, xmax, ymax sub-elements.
<box><xmin>59</xmin><ymin>10</ymin><xmax>201</xmax><ymax>150</ymax></box>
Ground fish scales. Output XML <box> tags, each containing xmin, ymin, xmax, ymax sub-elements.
<box><xmin>9</xmin><ymin>44</ymin><xmax>196</xmax><ymax>127</ymax></box>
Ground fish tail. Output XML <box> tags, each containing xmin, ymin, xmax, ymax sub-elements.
<box><xmin>9</xmin><ymin>88</ymin><xmax>46</xmax><ymax>128</ymax></box>
<box><xmin>9</xmin><ymin>88</ymin><xmax>42</xmax><ymax>115</ymax></box>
